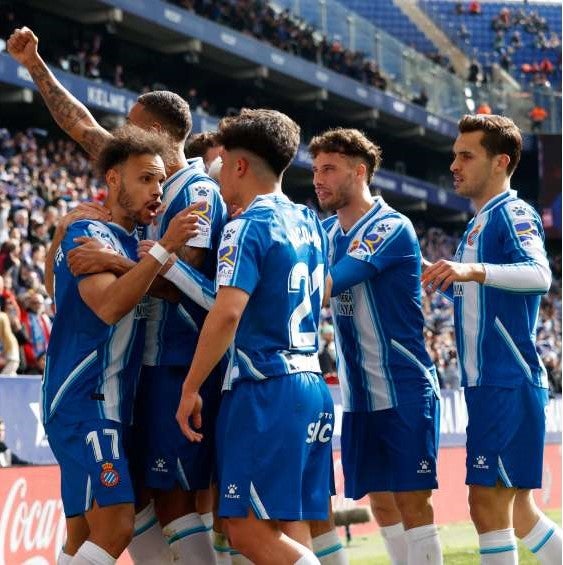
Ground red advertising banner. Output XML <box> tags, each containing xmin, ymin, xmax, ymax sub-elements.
<box><xmin>0</xmin><ymin>446</ymin><xmax>560</xmax><ymax>563</ymax></box>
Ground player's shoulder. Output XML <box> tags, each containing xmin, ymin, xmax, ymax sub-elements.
<box><xmin>322</xmin><ymin>214</ymin><xmax>339</xmax><ymax>232</ymax></box>
<box><xmin>501</xmin><ymin>196</ymin><xmax>540</xmax><ymax>224</ymax></box>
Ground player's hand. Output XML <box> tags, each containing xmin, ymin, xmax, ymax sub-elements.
<box><xmin>59</xmin><ymin>202</ymin><xmax>111</xmax><ymax>232</ymax></box>
<box><xmin>159</xmin><ymin>203</ymin><xmax>201</xmax><ymax>252</ymax></box>
<box><xmin>7</xmin><ymin>27</ymin><xmax>40</xmax><ymax>67</ymax></box>
<box><xmin>67</xmin><ymin>236</ymin><xmax>117</xmax><ymax>276</ymax></box>
<box><xmin>421</xmin><ymin>259</ymin><xmax>485</xmax><ymax>292</ymax></box>
<box><xmin>176</xmin><ymin>387</ymin><xmax>204</xmax><ymax>442</ymax></box>
<box><xmin>421</xmin><ymin>257</ymin><xmax>433</xmax><ymax>273</ymax></box>
<box><xmin>138</xmin><ymin>240</ymin><xmax>177</xmax><ymax>274</ymax></box>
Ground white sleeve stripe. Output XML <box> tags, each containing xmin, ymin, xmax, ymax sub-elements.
<box><xmin>164</xmin><ymin>262</ymin><xmax>215</xmax><ymax>310</ymax></box>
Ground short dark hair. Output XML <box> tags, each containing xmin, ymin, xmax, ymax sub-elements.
<box><xmin>186</xmin><ymin>132</ymin><xmax>219</xmax><ymax>159</ymax></box>
<box><xmin>96</xmin><ymin>125</ymin><xmax>167</xmax><ymax>177</ymax></box>
<box><xmin>216</xmin><ymin>108</ymin><xmax>300</xmax><ymax>177</ymax></box>
<box><xmin>137</xmin><ymin>90</ymin><xmax>192</xmax><ymax>141</ymax></box>
<box><xmin>308</xmin><ymin>128</ymin><xmax>382</xmax><ymax>182</ymax></box>
<box><xmin>458</xmin><ymin>114</ymin><xmax>522</xmax><ymax>176</ymax></box>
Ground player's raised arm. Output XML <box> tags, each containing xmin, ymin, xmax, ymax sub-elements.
<box><xmin>7</xmin><ymin>26</ymin><xmax>112</xmax><ymax>157</ymax></box>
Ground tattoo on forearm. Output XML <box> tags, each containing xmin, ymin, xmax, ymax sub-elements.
<box><xmin>29</xmin><ymin>63</ymin><xmax>89</xmax><ymax>131</ymax></box>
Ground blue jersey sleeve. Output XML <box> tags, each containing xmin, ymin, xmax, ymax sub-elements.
<box><xmin>330</xmin><ymin>256</ymin><xmax>375</xmax><ymax>296</ymax></box>
<box><xmin>60</xmin><ymin>221</ymin><xmax>119</xmax><ymax>282</ymax></box>
<box><xmin>215</xmin><ymin>217</ymin><xmax>269</xmax><ymax>295</ymax></box>
<box><xmin>346</xmin><ymin>216</ymin><xmax>416</xmax><ymax>272</ymax></box>
<box><xmin>501</xmin><ymin>203</ymin><xmax>547</xmax><ymax>264</ymax></box>
<box><xmin>165</xmin><ymin>180</ymin><xmax>224</xmax><ymax>250</ymax></box>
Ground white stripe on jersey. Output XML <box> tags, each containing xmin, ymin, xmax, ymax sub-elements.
<box><xmin>236</xmin><ymin>349</ymin><xmax>268</xmax><ymax>380</ymax></box>
<box><xmin>493</xmin><ymin>317</ymin><xmax>533</xmax><ymax>382</ymax></box>
<box><xmin>143</xmin><ymin>299</ymin><xmax>164</xmax><ymax>366</ymax></box>
<box><xmin>102</xmin><ymin>310</ymin><xmax>136</xmax><ymax>421</ymax></box>
<box><xmin>250</xmin><ymin>482</ymin><xmax>270</xmax><ymax>519</ymax></box>
<box><xmin>177</xmin><ymin>304</ymin><xmax>198</xmax><ymax>332</ymax></box>
<box><xmin>460</xmin><ymin>214</ymin><xmax>489</xmax><ymax>386</ymax></box>
<box><xmin>49</xmin><ymin>349</ymin><xmax>98</xmax><ymax>416</ymax></box>
<box><xmin>353</xmin><ymin>284</ymin><xmax>392</xmax><ymax>411</ymax></box>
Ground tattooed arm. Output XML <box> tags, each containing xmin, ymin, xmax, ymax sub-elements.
<box><xmin>7</xmin><ymin>27</ymin><xmax>112</xmax><ymax>157</ymax></box>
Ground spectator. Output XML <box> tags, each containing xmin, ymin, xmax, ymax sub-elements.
<box><xmin>412</xmin><ymin>88</ymin><xmax>429</xmax><ymax>108</ymax></box>
<box><xmin>468</xmin><ymin>1</ymin><xmax>481</xmax><ymax>15</ymax></box>
<box><xmin>529</xmin><ymin>105</ymin><xmax>549</xmax><ymax>132</ymax></box>
<box><xmin>467</xmin><ymin>58</ymin><xmax>482</xmax><ymax>82</ymax></box>
<box><xmin>20</xmin><ymin>290</ymin><xmax>51</xmax><ymax>373</ymax></box>
<box><xmin>476</xmin><ymin>102</ymin><xmax>492</xmax><ymax>114</ymax></box>
<box><xmin>0</xmin><ymin>310</ymin><xmax>19</xmax><ymax>374</ymax></box>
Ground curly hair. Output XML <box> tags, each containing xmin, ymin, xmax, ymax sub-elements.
<box><xmin>458</xmin><ymin>114</ymin><xmax>522</xmax><ymax>176</ymax></box>
<box><xmin>216</xmin><ymin>108</ymin><xmax>300</xmax><ymax>177</ymax></box>
<box><xmin>308</xmin><ymin>128</ymin><xmax>382</xmax><ymax>182</ymax></box>
<box><xmin>186</xmin><ymin>132</ymin><xmax>219</xmax><ymax>159</ymax></box>
<box><xmin>96</xmin><ymin>125</ymin><xmax>167</xmax><ymax>177</ymax></box>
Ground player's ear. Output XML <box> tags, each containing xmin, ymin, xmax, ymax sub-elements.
<box><xmin>105</xmin><ymin>167</ymin><xmax>120</xmax><ymax>190</ymax></box>
<box><xmin>357</xmin><ymin>162</ymin><xmax>367</xmax><ymax>182</ymax></box>
<box><xmin>236</xmin><ymin>157</ymin><xmax>249</xmax><ymax>177</ymax></box>
<box><xmin>496</xmin><ymin>153</ymin><xmax>510</xmax><ymax>174</ymax></box>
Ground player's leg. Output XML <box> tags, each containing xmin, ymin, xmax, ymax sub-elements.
<box><xmin>513</xmin><ymin>489</ymin><xmax>562</xmax><ymax>564</ymax></box>
<box><xmin>226</xmin><ymin>512</ymin><xmax>318</xmax><ymax>564</ymax></box>
<box><xmin>136</xmin><ymin>365</ymin><xmax>215</xmax><ymax>564</ymax></box>
<box><xmin>465</xmin><ymin>385</ymin><xmax>524</xmax><ymax>563</ymax></box>
<box><xmin>309</xmin><ymin>501</ymin><xmax>348</xmax><ymax>564</ymax></box>
<box><xmin>368</xmin><ymin>492</ymin><xmax>407</xmax><ymax>565</ymax></box>
<box><xmin>383</xmin><ymin>389</ymin><xmax>442</xmax><ymax>565</ymax></box>
<box><xmin>58</xmin><ymin>516</ymin><xmax>90</xmax><ymax>563</ymax></box>
<box><xmin>196</xmin><ymin>486</ymin><xmax>214</xmax><ymax>536</ymax></box>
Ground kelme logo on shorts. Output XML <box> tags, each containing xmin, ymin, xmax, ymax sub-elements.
<box><xmin>100</xmin><ymin>462</ymin><xmax>120</xmax><ymax>487</ymax></box>
<box><xmin>417</xmin><ymin>459</ymin><xmax>432</xmax><ymax>474</ymax></box>
<box><xmin>225</xmin><ymin>484</ymin><xmax>240</xmax><ymax>499</ymax></box>
<box><xmin>473</xmin><ymin>455</ymin><xmax>489</xmax><ymax>470</ymax></box>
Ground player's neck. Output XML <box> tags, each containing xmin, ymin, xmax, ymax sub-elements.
<box><xmin>239</xmin><ymin>180</ymin><xmax>283</xmax><ymax>210</ymax></box>
<box><xmin>337</xmin><ymin>186</ymin><xmax>374</xmax><ymax>232</ymax></box>
<box><xmin>473</xmin><ymin>179</ymin><xmax>510</xmax><ymax>214</ymax></box>
<box><xmin>164</xmin><ymin>148</ymin><xmax>188</xmax><ymax>177</ymax></box>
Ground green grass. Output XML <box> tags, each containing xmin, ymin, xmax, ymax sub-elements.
<box><xmin>344</xmin><ymin>509</ymin><xmax>561</xmax><ymax>564</ymax></box>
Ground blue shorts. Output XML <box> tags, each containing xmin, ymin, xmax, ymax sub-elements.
<box><xmin>216</xmin><ymin>372</ymin><xmax>334</xmax><ymax>521</ymax></box>
<box><xmin>132</xmin><ymin>365</ymin><xmax>222</xmax><ymax>491</ymax></box>
<box><xmin>46</xmin><ymin>416</ymin><xmax>134</xmax><ymax>518</ymax></box>
<box><xmin>341</xmin><ymin>388</ymin><xmax>440</xmax><ymax>499</ymax></box>
<box><xmin>465</xmin><ymin>381</ymin><xmax>549</xmax><ymax>488</ymax></box>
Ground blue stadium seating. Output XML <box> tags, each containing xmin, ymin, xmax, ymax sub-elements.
<box><xmin>421</xmin><ymin>0</ymin><xmax>561</xmax><ymax>89</ymax></box>
<box><xmin>339</xmin><ymin>0</ymin><xmax>437</xmax><ymax>55</ymax></box>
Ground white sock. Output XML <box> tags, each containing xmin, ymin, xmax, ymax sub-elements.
<box><xmin>230</xmin><ymin>551</ymin><xmax>253</xmax><ymax>564</ymax></box>
<box><xmin>479</xmin><ymin>529</ymin><xmax>517</xmax><ymax>564</ymax></box>
<box><xmin>57</xmin><ymin>550</ymin><xmax>73</xmax><ymax>564</ymax></box>
<box><xmin>128</xmin><ymin>503</ymin><xmax>172</xmax><ymax>564</ymax></box>
<box><xmin>312</xmin><ymin>530</ymin><xmax>348</xmax><ymax>564</ymax></box>
<box><xmin>294</xmin><ymin>547</ymin><xmax>321</xmax><ymax>564</ymax></box>
<box><xmin>380</xmin><ymin>522</ymin><xmax>408</xmax><ymax>565</ymax></box>
<box><xmin>405</xmin><ymin>524</ymin><xmax>443</xmax><ymax>565</ymax></box>
<box><xmin>70</xmin><ymin>541</ymin><xmax>115</xmax><ymax>565</ymax></box>
<box><xmin>520</xmin><ymin>513</ymin><xmax>562</xmax><ymax>564</ymax></box>
<box><xmin>201</xmin><ymin>511</ymin><xmax>214</xmax><ymax>538</ymax></box>
<box><xmin>213</xmin><ymin>530</ymin><xmax>232</xmax><ymax>564</ymax></box>
<box><xmin>162</xmin><ymin>512</ymin><xmax>215</xmax><ymax>564</ymax></box>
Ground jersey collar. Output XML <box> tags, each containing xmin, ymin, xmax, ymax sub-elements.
<box><xmin>476</xmin><ymin>188</ymin><xmax>516</xmax><ymax>218</ymax></box>
<box><xmin>162</xmin><ymin>158</ymin><xmax>206</xmax><ymax>194</ymax></box>
<box><xmin>340</xmin><ymin>196</ymin><xmax>386</xmax><ymax>237</ymax></box>
<box><xmin>246</xmin><ymin>192</ymin><xmax>291</xmax><ymax>211</ymax></box>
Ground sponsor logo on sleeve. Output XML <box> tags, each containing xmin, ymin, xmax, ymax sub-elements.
<box><xmin>217</xmin><ymin>245</ymin><xmax>238</xmax><ymax>283</ymax></box>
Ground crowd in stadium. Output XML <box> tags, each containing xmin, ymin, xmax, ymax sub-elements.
<box><xmin>0</xmin><ymin>127</ymin><xmax>560</xmax><ymax>394</ymax></box>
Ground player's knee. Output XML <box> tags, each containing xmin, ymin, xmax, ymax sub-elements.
<box><xmin>395</xmin><ymin>492</ymin><xmax>434</xmax><ymax>528</ymax></box>
<box><xmin>226</xmin><ymin>520</ymin><xmax>255</xmax><ymax>557</ymax></box>
<box><xmin>105</xmin><ymin>511</ymin><xmax>135</xmax><ymax>552</ymax></box>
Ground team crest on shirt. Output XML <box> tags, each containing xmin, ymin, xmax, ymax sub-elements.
<box><xmin>466</xmin><ymin>223</ymin><xmax>482</xmax><ymax>247</ymax></box>
<box><xmin>100</xmin><ymin>462</ymin><xmax>120</xmax><ymax>487</ymax></box>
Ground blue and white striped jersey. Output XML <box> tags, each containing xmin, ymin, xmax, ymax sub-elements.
<box><xmin>216</xmin><ymin>194</ymin><xmax>328</xmax><ymax>388</ymax></box>
<box><xmin>324</xmin><ymin>197</ymin><xmax>437</xmax><ymax>413</ymax></box>
<box><xmin>142</xmin><ymin>157</ymin><xmax>227</xmax><ymax>367</ymax></box>
<box><xmin>451</xmin><ymin>189</ymin><xmax>551</xmax><ymax>389</ymax></box>
<box><xmin>43</xmin><ymin>220</ymin><xmax>147</xmax><ymax>425</ymax></box>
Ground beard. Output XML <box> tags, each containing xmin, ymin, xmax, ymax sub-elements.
<box><xmin>117</xmin><ymin>179</ymin><xmax>143</xmax><ymax>224</ymax></box>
